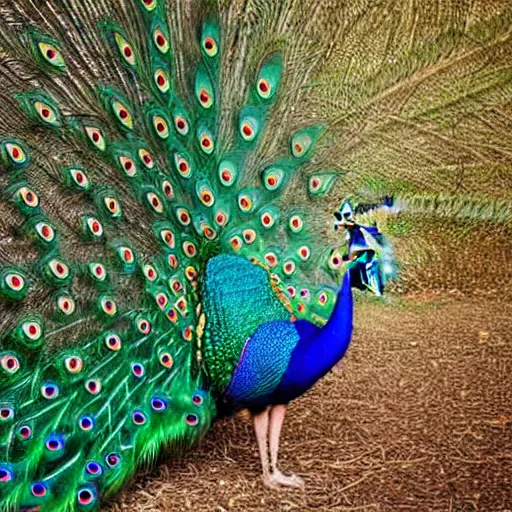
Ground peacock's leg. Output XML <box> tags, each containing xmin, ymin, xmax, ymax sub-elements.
<box><xmin>253</xmin><ymin>407</ymin><xmax>274</xmax><ymax>485</ymax></box>
<box><xmin>267</xmin><ymin>404</ymin><xmax>304</xmax><ymax>488</ymax></box>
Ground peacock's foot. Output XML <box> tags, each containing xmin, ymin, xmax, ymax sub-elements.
<box><xmin>263</xmin><ymin>469</ymin><xmax>305</xmax><ymax>489</ymax></box>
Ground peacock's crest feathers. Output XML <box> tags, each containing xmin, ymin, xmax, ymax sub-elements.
<box><xmin>0</xmin><ymin>1</ymin><xmax>348</xmax><ymax>509</ymax></box>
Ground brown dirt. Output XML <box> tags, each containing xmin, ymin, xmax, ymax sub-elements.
<box><xmin>106</xmin><ymin>296</ymin><xmax>512</xmax><ymax>512</ymax></box>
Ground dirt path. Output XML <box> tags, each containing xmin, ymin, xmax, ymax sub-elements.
<box><xmin>107</xmin><ymin>297</ymin><xmax>512</xmax><ymax>512</ymax></box>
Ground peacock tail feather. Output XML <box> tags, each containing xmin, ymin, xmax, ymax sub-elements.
<box><xmin>0</xmin><ymin>1</ymin><xmax>351</xmax><ymax>509</ymax></box>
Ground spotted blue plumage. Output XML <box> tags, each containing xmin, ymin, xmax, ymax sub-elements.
<box><xmin>225</xmin><ymin>321</ymin><xmax>299</xmax><ymax>409</ymax></box>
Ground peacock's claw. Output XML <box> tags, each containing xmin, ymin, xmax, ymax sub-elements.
<box><xmin>263</xmin><ymin>470</ymin><xmax>305</xmax><ymax>489</ymax></box>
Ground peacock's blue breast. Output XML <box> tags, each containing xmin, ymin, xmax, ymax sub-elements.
<box><xmin>224</xmin><ymin>320</ymin><xmax>299</xmax><ymax>410</ymax></box>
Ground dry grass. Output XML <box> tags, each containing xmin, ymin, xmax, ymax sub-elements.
<box><xmin>106</xmin><ymin>295</ymin><xmax>512</xmax><ymax>511</ymax></box>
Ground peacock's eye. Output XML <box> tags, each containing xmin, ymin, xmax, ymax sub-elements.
<box><xmin>185</xmin><ymin>413</ymin><xmax>199</xmax><ymax>426</ymax></box>
<box><xmin>0</xmin><ymin>406</ymin><xmax>14</xmax><ymax>421</ymax></box>
<box><xmin>198</xmin><ymin>186</ymin><xmax>215</xmax><ymax>207</ymax></box>
<box><xmin>192</xmin><ymin>394</ymin><xmax>204</xmax><ymax>406</ymax></box>
<box><xmin>153</xmin><ymin>115</ymin><xmax>169</xmax><ymax>139</ymax></box>
<box><xmin>138</xmin><ymin>148</ymin><xmax>154</xmax><ymax>169</ymax></box>
<box><xmin>45</xmin><ymin>434</ymin><xmax>64</xmax><ymax>452</ymax></box>
<box><xmin>260</xmin><ymin>211</ymin><xmax>275</xmax><ymax>229</ymax></box>
<box><xmin>136</xmin><ymin>318</ymin><xmax>151</xmax><ymax>334</ymax></box>
<box><xmin>49</xmin><ymin>259</ymin><xmax>70</xmax><ymax>280</ymax></box>
<box><xmin>198</xmin><ymin>88</ymin><xmax>212</xmax><ymax>109</ymax></box>
<box><xmin>151</xmin><ymin>397</ymin><xmax>167</xmax><ymax>411</ymax></box>
<box><xmin>1</xmin><ymin>354</ymin><xmax>20</xmax><ymax>374</ymax></box>
<box><xmin>230</xmin><ymin>235</ymin><xmax>242</xmax><ymax>252</ymax></box>
<box><xmin>18</xmin><ymin>186</ymin><xmax>39</xmax><ymax>208</ymax></box>
<box><xmin>202</xmin><ymin>36</ymin><xmax>218</xmax><ymax>57</ymax></box>
<box><xmin>118</xmin><ymin>156</ymin><xmax>136</xmax><ymax>177</ymax></box>
<box><xmin>176</xmin><ymin>208</ymin><xmax>191</xmax><ymax>226</ymax></box>
<box><xmin>104</xmin><ymin>197</ymin><xmax>121</xmax><ymax>218</ymax></box>
<box><xmin>65</xmin><ymin>356</ymin><xmax>83</xmax><ymax>374</ymax></box>
<box><xmin>41</xmin><ymin>382</ymin><xmax>59</xmax><ymax>399</ymax></box>
<box><xmin>89</xmin><ymin>263</ymin><xmax>107</xmax><ymax>282</ymax></box>
<box><xmin>167</xmin><ymin>308</ymin><xmax>178</xmax><ymax>323</ymax></box>
<box><xmin>257</xmin><ymin>78</ymin><xmax>271</xmax><ymax>99</ymax></box>
<box><xmin>77</xmin><ymin>487</ymin><xmax>96</xmax><ymax>506</ymax></box>
<box><xmin>182</xmin><ymin>241</ymin><xmax>197</xmax><ymax>258</ymax></box>
<box><xmin>153</xmin><ymin>29</ymin><xmax>169</xmax><ymax>54</ymax></box>
<box><xmin>218</xmin><ymin>162</ymin><xmax>236</xmax><ymax>187</ymax></box>
<box><xmin>161</xmin><ymin>180</ymin><xmax>174</xmax><ymax>200</ymax></box>
<box><xmin>86</xmin><ymin>217</ymin><xmax>103</xmax><ymax>238</ymax></box>
<box><xmin>298</xmin><ymin>245</ymin><xmax>311</xmax><ymax>261</ymax></box>
<box><xmin>5</xmin><ymin>142</ymin><xmax>28</xmax><ymax>165</ymax></box>
<box><xmin>4</xmin><ymin>272</ymin><xmax>25</xmax><ymax>292</ymax></box>
<box><xmin>318</xmin><ymin>291</ymin><xmax>329</xmax><ymax>306</ymax></box>
<box><xmin>69</xmin><ymin>168</ymin><xmax>90</xmax><ymax>189</ymax></box>
<box><xmin>185</xmin><ymin>266</ymin><xmax>198</xmax><ymax>281</ymax></box>
<box><xmin>199</xmin><ymin>132</ymin><xmax>214</xmax><ymax>154</ymax></box>
<box><xmin>182</xmin><ymin>326</ymin><xmax>193</xmax><ymax>341</ymax></box>
<box><xmin>0</xmin><ymin>466</ymin><xmax>13</xmax><ymax>482</ymax></box>
<box><xmin>175</xmin><ymin>154</ymin><xmax>192</xmax><ymax>178</ymax></box>
<box><xmin>85</xmin><ymin>127</ymin><xmax>106</xmax><ymax>151</ymax></box>
<box><xmin>329</xmin><ymin>252</ymin><xmax>343</xmax><ymax>270</ymax></box>
<box><xmin>147</xmin><ymin>192</ymin><xmax>164</xmax><ymax>214</ymax></box>
<box><xmin>154</xmin><ymin>69</ymin><xmax>170</xmax><ymax>93</ymax></box>
<box><xmin>118</xmin><ymin>246</ymin><xmax>134</xmax><ymax>265</ymax></box>
<box><xmin>174</xmin><ymin>115</ymin><xmax>189</xmax><ymax>136</ymax></box>
<box><xmin>238</xmin><ymin>194</ymin><xmax>253</xmax><ymax>213</ymax></box>
<box><xmin>131</xmin><ymin>362</ymin><xmax>145</xmax><ymax>378</ymax></box>
<box><xmin>105</xmin><ymin>333</ymin><xmax>122</xmax><ymax>352</ymax></box>
<box><xmin>289</xmin><ymin>215</ymin><xmax>304</xmax><ymax>233</ymax></box>
<box><xmin>114</xmin><ymin>33</ymin><xmax>136</xmax><ymax>66</ymax></box>
<box><xmin>176</xmin><ymin>297</ymin><xmax>188</xmax><ymax>313</ymax></box>
<box><xmin>167</xmin><ymin>254</ymin><xmax>179</xmax><ymax>269</ymax></box>
<box><xmin>18</xmin><ymin>425</ymin><xmax>32</xmax><ymax>439</ymax></box>
<box><xmin>202</xmin><ymin>225</ymin><xmax>217</xmax><ymax>240</ymax></box>
<box><xmin>112</xmin><ymin>100</ymin><xmax>133</xmax><ymax>129</ymax></box>
<box><xmin>300</xmin><ymin>288</ymin><xmax>310</xmax><ymax>299</ymax></box>
<box><xmin>31</xmin><ymin>482</ymin><xmax>48</xmax><ymax>497</ymax></box>
<box><xmin>132</xmin><ymin>410</ymin><xmax>147</xmax><ymax>425</ymax></box>
<box><xmin>213</xmin><ymin>211</ymin><xmax>227</xmax><ymax>229</ymax></box>
<box><xmin>158</xmin><ymin>231</ymin><xmax>173</xmax><ymax>251</ymax></box>
<box><xmin>105</xmin><ymin>452</ymin><xmax>120</xmax><ymax>468</ymax></box>
<box><xmin>85</xmin><ymin>461</ymin><xmax>102</xmax><ymax>475</ymax></box>
<box><xmin>155</xmin><ymin>292</ymin><xmax>168</xmax><ymax>310</ymax></box>
<box><xmin>21</xmin><ymin>321</ymin><xmax>42</xmax><ymax>342</ymax></box>
<box><xmin>35</xmin><ymin>221</ymin><xmax>55</xmax><ymax>243</ymax></box>
<box><xmin>283</xmin><ymin>260</ymin><xmax>296</xmax><ymax>276</ymax></box>
<box><xmin>57</xmin><ymin>295</ymin><xmax>76</xmax><ymax>315</ymax></box>
<box><xmin>264</xmin><ymin>252</ymin><xmax>278</xmax><ymax>268</ymax></box>
<box><xmin>34</xmin><ymin>101</ymin><xmax>59</xmax><ymax>125</ymax></box>
<box><xmin>143</xmin><ymin>264</ymin><xmax>158</xmax><ymax>282</ymax></box>
<box><xmin>159</xmin><ymin>352</ymin><xmax>173</xmax><ymax>368</ymax></box>
<box><xmin>100</xmin><ymin>297</ymin><xmax>117</xmax><ymax>316</ymax></box>
<box><xmin>243</xmin><ymin>229</ymin><xmax>257</xmax><ymax>245</ymax></box>
<box><xmin>38</xmin><ymin>42</ymin><xmax>65</xmax><ymax>67</ymax></box>
<box><xmin>85</xmin><ymin>379</ymin><xmax>101</xmax><ymax>395</ymax></box>
<box><xmin>240</xmin><ymin>117</ymin><xmax>258</xmax><ymax>142</ymax></box>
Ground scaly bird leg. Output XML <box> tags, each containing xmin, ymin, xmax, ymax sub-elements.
<box><xmin>268</xmin><ymin>404</ymin><xmax>304</xmax><ymax>488</ymax></box>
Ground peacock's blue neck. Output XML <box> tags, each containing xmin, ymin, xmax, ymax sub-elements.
<box><xmin>274</xmin><ymin>271</ymin><xmax>354</xmax><ymax>403</ymax></box>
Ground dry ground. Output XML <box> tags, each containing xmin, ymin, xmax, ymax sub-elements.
<box><xmin>106</xmin><ymin>295</ymin><xmax>512</xmax><ymax>512</ymax></box>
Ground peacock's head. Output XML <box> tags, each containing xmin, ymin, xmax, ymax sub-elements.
<box><xmin>333</xmin><ymin>201</ymin><xmax>355</xmax><ymax>231</ymax></box>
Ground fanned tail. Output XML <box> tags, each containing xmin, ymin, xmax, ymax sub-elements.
<box><xmin>0</xmin><ymin>0</ymin><xmax>352</xmax><ymax>509</ymax></box>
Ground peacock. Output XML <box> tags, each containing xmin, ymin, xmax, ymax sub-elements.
<box><xmin>0</xmin><ymin>0</ymin><xmax>446</xmax><ymax>509</ymax></box>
